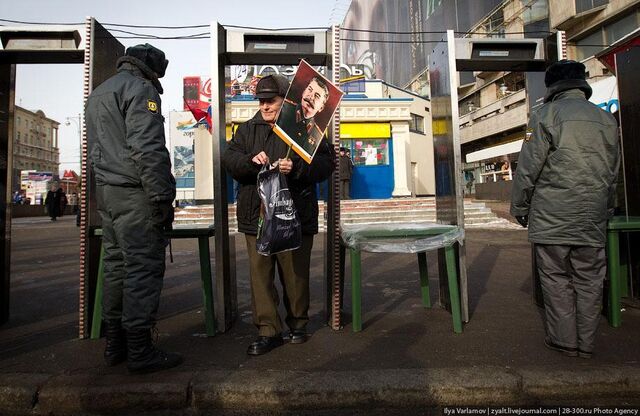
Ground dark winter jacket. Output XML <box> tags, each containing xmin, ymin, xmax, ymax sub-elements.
<box><xmin>510</xmin><ymin>82</ymin><xmax>619</xmax><ymax>247</ymax></box>
<box><xmin>222</xmin><ymin>111</ymin><xmax>335</xmax><ymax>235</ymax></box>
<box><xmin>86</xmin><ymin>56</ymin><xmax>175</xmax><ymax>204</ymax></box>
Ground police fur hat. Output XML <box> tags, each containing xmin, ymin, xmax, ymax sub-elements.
<box><xmin>255</xmin><ymin>74</ymin><xmax>290</xmax><ymax>99</ymax></box>
<box><xmin>125</xmin><ymin>43</ymin><xmax>169</xmax><ymax>78</ymax></box>
<box><xmin>543</xmin><ymin>59</ymin><xmax>592</xmax><ymax>102</ymax></box>
<box><xmin>544</xmin><ymin>60</ymin><xmax>586</xmax><ymax>87</ymax></box>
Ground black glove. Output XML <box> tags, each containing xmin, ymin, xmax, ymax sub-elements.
<box><xmin>515</xmin><ymin>215</ymin><xmax>528</xmax><ymax>228</ymax></box>
<box><xmin>155</xmin><ymin>201</ymin><xmax>174</xmax><ymax>231</ymax></box>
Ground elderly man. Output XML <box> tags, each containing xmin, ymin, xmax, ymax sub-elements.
<box><xmin>510</xmin><ymin>60</ymin><xmax>619</xmax><ymax>359</ymax></box>
<box><xmin>222</xmin><ymin>75</ymin><xmax>334</xmax><ymax>355</ymax></box>
<box><xmin>277</xmin><ymin>76</ymin><xmax>329</xmax><ymax>156</ymax></box>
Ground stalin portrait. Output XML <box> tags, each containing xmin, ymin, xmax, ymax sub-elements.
<box><xmin>277</xmin><ymin>76</ymin><xmax>329</xmax><ymax>156</ymax></box>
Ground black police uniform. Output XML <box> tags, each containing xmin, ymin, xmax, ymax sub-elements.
<box><xmin>87</xmin><ymin>44</ymin><xmax>181</xmax><ymax>373</ymax></box>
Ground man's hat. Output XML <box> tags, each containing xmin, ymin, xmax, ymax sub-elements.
<box><xmin>125</xmin><ymin>43</ymin><xmax>169</xmax><ymax>78</ymax></box>
<box><xmin>544</xmin><ymin>60</ymin><xmax>586</xmax><ymax>87</ymax></box>
<box><xmin>255</xmin><ymin>75</ymin><xmax>289</xmax><ymax>99</ymax></box>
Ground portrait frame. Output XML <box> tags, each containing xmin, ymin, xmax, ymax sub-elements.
<box><xmin>273</xmin><ymin>59</ymin><xmax>344</xmax><ymax>163</ymax></box>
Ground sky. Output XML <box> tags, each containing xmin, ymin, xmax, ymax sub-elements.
<box><xmin>0</xmin><ymin>0</ymin><xmax>350</xmax><ymax>174</ymax></box>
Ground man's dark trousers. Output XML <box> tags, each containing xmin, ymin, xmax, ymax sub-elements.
<box><xmin>535</xmin><ymin>244</ymin><xmax>606</xmax><ymax>353</ymax></box>
<box><xmin>244</xmin><ymin>234</ymin><xmax>314</xmax><ymax>337</ymax></box>
<box><xmin>97</xmin><ymin>184</ymin><xmax>168</xmax><ymax>331</ymax></box>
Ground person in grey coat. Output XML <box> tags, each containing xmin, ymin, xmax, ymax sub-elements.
<box><xmin>510</xmin><ymin>60</ymin><xmax>619</xmax><ymax>359</ymax></box>
<box><xmin>86</xmin><ymin>43</ymin><xmax>181</xmax><ymax>374</ymax></box>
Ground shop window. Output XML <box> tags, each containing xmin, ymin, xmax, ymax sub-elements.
<box><xmin>343</xmin><ymin>138</ymin><xmax>390</xmax><ymax>166</ymax></box>
<box><xmin>409</xmin><ymin>113</ymin><xmax>425</xmax><ymax>134</ymax></box>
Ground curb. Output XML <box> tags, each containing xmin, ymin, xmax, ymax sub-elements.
<box><xmin>1</xmin><ymin>366</ymin><xmax>640</xmax><ymax>415</ymax></box>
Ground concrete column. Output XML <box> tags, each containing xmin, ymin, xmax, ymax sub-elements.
<box><xmin>391</xmin><ymin>121</ymin><xmax>412</xmax><ymax>197</ymax></box>
<box><xmin>193</xmin><ymin>126</ymin><xmax>214</xmax><ymax>204</ymax></box>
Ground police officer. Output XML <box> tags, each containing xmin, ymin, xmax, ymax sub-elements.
<box><xmin>511</xmin><ymin>60</ymin><xmax>620</xmax><ymax>359</ymax></box>
<box><xmin>86</xmin><ymin>43</ymin><xmax>182</xmax><ymax>374</ymax></box>
<box><xmin>222</xmin><ymin>75</ymin><xmax>334</xmax><ymax>355</ymax></box>
<box><xmin>277</xmin><ymin>76</ymin><xmax>329</xmax><ymax>156</ymax></box>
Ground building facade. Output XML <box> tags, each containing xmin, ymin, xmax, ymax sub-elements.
<box><xmin>341</xmin><ymin>0</ymin><xmax>640</xmax><ymax>198</ymax></box>
<box><xmin>12</xmin><ymin>106</ymin><xmax>60</xmax><ymax>191</ymax></box>
<box><xmin>180</xmin><ymin>72</ymin><xmax>434</xmax><ymax>201</ymax></box>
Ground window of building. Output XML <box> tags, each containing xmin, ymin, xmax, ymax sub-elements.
<box><xmin>575</xmin><ymin>0</ymin><xmax>608</xmax><ymax>14</ymax></box>
<box><xmin>343</xmin><ymin>138</ymin><xmax>390</xmax><ymax>166</ymax></box>
<box><xmin>523</xmin><ymin>0</ymin><xmax>549</xmax><ymax>24</ymax></box>
<box><xmin>409</xmin><ymin>113</ymin><xmax>425</xmax><ymax>134</ymax></box>
<box><xmin>605</xmin><ymin>11</ymin><xmax>639</xmax><ymax>44</ymax></box>
<box><xmin>16</xmin><ymin>132</ymin><xmax>20</xmax><ymax>142</ymax></box>
<box><xmin>17</xmin><ymin>116</ymin><xmax>20</xmax><ymax>126</ymax></box>
<box><xmin>575</xmin><ymin>29</ymin><xmax>605</xmax><ymax>61</ymax></box>
<box><xmin>342</xmin><ymin>79</ymin><xmax>365</xmax><ymax>94</ymax></box>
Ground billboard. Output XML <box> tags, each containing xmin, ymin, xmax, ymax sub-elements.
<box><xmin>341</xmin><ymin>0</ymin><xmax>502</xmax><ymax>89</ymax></box>
<box><xmin>168</xmin><ymin>111</ymin><xmax>196</xmax><ymax>187</ymax></box>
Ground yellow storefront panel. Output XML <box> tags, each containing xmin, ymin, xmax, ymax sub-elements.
<box><xmin>340</xmin><ymin>123</ymin><xmax>390</xmax><ymax>139</ymax></box>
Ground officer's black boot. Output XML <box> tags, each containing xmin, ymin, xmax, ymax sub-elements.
<box><xmin>126</xmin><ymin>328</ymin><xmax>183</xmax><ymax>374</ymax></box>
<box><xmin>104</xmin><ymin>319</ymin><xmax>127</xmax><ymax>366</ymax></box>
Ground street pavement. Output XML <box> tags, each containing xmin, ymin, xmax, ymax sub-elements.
<box><xmin>1</xmin><ymin>214</ymin><xmax>639</xmax><ymax>415</ymax></box>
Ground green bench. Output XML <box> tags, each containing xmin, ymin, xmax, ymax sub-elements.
<box><xmin>606</xmin><ymin>216</ymin><xmax>640</xmax><ymax>327</ymax></box>
<box><xmin>90</xmin><ymin>224</ymin><xmax>216</xmax><ymax>339</ymax></box>
<box><xmin>341</xmin><ymin>223</ymin><xmax>464</xmax><ymax>333</ymax></box>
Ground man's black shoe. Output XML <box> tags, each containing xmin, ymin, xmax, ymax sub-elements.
<box><xmin>544</xmin><ymin>337</ymin><xmax>578</xmax><ymax>357</ymax></box>
<box><xmin>247</xmin><ymin>336</ymin><xmax>283</xmax><ymax>356</ymax></box>
<box><xmin>289</xmin><ymin>329</ymin><xmax>307</xmax><ymax>344</ymax></box>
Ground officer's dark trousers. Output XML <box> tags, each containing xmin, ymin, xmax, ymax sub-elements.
<box><xmin>535</xmin><ymin>244</ymin><xmax>606</xmax><ymax>353</ymax></box>
<box><xmin>244</xmin><ymin>234</ymin><xmax>314</xmax><ymax>337</ymax></box>
<box><xmin>97</xmin><ymin>184</ymin><xmax>168</xmax><ymax>331</ymax></box>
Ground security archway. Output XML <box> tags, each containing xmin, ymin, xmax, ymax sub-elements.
<box><xmin>429</xmin><ymin>30</ymin><xmax>564</xmax><ymax>322</ymax></box>
<box><xmin>208</xmin><ymin>24</ymin><xmax>344</xmax><ymax>331</ymax></box>
<box><xmin>0</xmin><ymin>19</ymin><xmax>124</xmax><ymax>337</ymax></box>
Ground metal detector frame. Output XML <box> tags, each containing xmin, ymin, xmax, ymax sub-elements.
<box><xmin>0</xmin><ymin>19</ymin><xmax>124</xmax><ymax>336</ymax></box>
<box><xmin>430</xmin><ymin>30</ymin><xmax>563</xmax><ymax>322</ymax></box>
<box><xmin>209</xmin><ymin>24</ymin><xmax>344</xmax><ymax>331</ymax></box>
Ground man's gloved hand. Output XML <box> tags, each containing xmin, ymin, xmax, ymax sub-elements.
<box><xmin>155</xmin><ymin>201</ymin><xmax>174</xmax><ymax>231</ymax></box>
<box><xmin>515</xmin><ymin>215</ymin><xmax>529</xmax><ymax>228</ymax></box>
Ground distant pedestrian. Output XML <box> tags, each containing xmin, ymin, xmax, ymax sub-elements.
<box><xmin>44</xmin><ymin>184</ymin><xmax>63</xmax><ymax>221</ymax></box>
<box><xmin>339</xmin><ymin>147</ymin><xmax>353</xmax><ymax>199</ymax></box>
<box><xmin>510</xmin><ymin>60</ymin><xmax>620</xmax><ymax>359</ymax></box>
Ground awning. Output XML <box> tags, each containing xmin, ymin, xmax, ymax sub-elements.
<box><xmin>465</xmin><ymin>139</ymin><xmax>523</xmax><ymax>163</ymax></box>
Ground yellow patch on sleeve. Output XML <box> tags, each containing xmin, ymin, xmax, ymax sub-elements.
<box><xmin>147</xmin><ymin>100</ymin><xmax>158</xmax><ymax>113</ymax></box>
<box><xmin>524</xmin><ymin>127</ymin><xmax>533</xmax><ymax>142</ymax></box>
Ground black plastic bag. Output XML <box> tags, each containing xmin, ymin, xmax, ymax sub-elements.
<box><xmin>256</xmin><ymin>163</ymin><xmax>302</xmax><ymax>256</ymax></box>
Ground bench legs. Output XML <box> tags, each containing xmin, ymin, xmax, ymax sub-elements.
<box><xmin>349</xmin><ymin>246</ymin><xmax>462</xmax><ymax>333</ymax></box>
<box><xmin>444</xmin><ymin>246</ymin><xmax>463</xmax><ymax>334</ymax></box>
<box><xmin>606</xmin><ymin>230</ymin><xmax>621</xmax><ymax>328</ymax></box>
<box><xmin>90</xmin><ymin>237</ymin><xmax>217</xmax><ymax>339</ymax></box>
<box><xmin>90</xmin><ymin>244</ymin><xmax>105</xmax><ymax>340</ymax></box>
<box><xmin>198</xmin><ymin>236</ymin><xmax>216</xmax><ymax>336</ymax></box>
<box><xmin>418</xmin><ymin>252</ymin><xmax>431</xmax><ymax>308</ymax></box>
